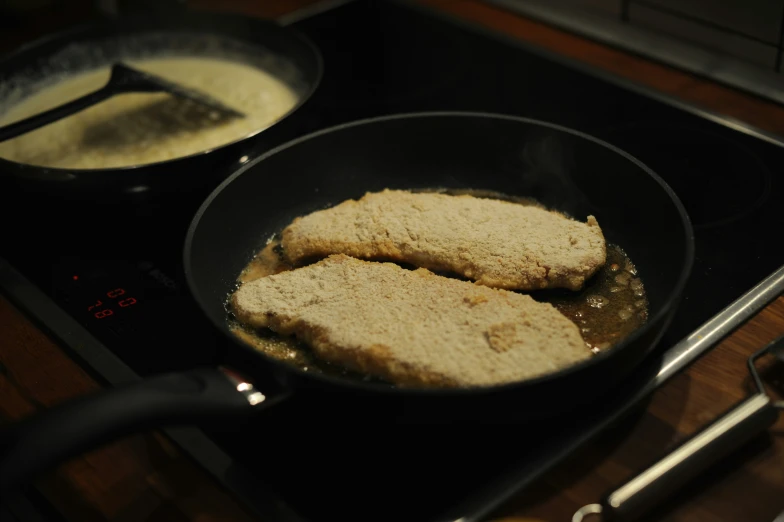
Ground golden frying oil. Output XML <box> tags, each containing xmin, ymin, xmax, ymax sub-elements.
<box><xmin>534</xmin><ymin>245</ymin><xmax>647</xmax><ymax>352</ymax></box>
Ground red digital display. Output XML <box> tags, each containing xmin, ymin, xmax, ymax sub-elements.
<box><xmin>89</xmin><ymin>288</ymin><xmax>138</xmax><ymax>319</ymax></box>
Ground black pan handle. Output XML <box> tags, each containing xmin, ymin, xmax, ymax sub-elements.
<box><xmin>0</xmin><ymin>367</ymin><xmax>286</xmax><ymax>491</ymax></box>
<box><xmin>573</xmin><ymin>393</ymin><xmax>779</xmax><ymax>521</ymax></box>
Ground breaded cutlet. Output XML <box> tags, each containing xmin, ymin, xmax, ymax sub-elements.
<box><xmin>280</xmin><ymin>189</ymin><xmax>606</xmax><ymax>291</ymax></box>
<box><xmin>231</xmin><ymin>254</ymin><xmax>590</xmax><ymax>388</ymax></box>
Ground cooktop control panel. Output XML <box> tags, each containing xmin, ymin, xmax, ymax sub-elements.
<box><xmin>49</xmin><ymin>257</ymin><xmax>221</xmax><ymax>374</ymax></box>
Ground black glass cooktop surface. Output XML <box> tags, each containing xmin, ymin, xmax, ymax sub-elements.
<box><xmin>1</xmin><ymin>1</ymin><xmax>783</xmax><ymax>521</ymax></box>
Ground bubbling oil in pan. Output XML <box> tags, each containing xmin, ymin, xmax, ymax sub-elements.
<box><xmin>227</xmin><ymin>189</ymin><xmax>649</xmax><ymax>384</ymax></box>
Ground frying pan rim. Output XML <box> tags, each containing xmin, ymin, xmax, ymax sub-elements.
<box><xmin>0</xmin><ymin>9</ymin><xmax>324</xmax><ymax>174</ymax></box>
<box><xmin>184</xmin><ymin>110</ymin><xmax>696</xmax><ymax>397</ymax></box>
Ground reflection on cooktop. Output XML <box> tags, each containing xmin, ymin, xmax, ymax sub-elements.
<box><xmin>597</xmin><ymin>122</ymin><xmax>772</xmax><ymax>230</ymax></box>
<box><xmin>302</xmin><ymin>0</ymin><xmax>468</xmax><ymax>110</ymax></box>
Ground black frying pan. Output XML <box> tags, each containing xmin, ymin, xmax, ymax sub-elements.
<box><xmin>0</xmin><ymin>9</ymin><xmax>322</xmax><ymax>201</ymax></box>
<box><xmin>0</xmin><ymin>112</ymin><xmax>694</xmax><ymax>491</ymax></box>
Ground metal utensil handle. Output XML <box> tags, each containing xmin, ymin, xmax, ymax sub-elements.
<box><xmin>600</xmin><ymin>393</ymin><xmax>778</xmax><ymax>521</ymax></box>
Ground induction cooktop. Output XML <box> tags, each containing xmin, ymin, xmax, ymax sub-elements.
<box><xmin>1</xmin><ymin>1</ymin><xmax>783</xmax><ymax>521</ymax></box>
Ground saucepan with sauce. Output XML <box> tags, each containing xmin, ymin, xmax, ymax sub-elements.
<box><xmin>0</xmin><ymin>9</ymin><xmax>321</xmax><ymax>202</ymax></box>
<box><xmin>0</xmin><ymin>113</ymin><xmax>694</xmax><ymax>495</ymax></box>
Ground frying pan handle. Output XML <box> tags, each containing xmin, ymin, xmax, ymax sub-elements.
<box><xmin>581</xmin><ymin>393</ymin><xmax>778</xmax><ymax>521</ymax></box>
<box><xmin>0</xmin><ymin>367</ymin><xmax>287</xmax><ymax>491</ymax></box>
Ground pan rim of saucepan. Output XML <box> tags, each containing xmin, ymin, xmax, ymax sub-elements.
<box><xmin>0</xmin><ymin>9</ymin><xmax>324</xmax><ymax>175</ymax></box>
<box><xmin>184</xmin><ymin>110</ymin><xmax>696</xmax><ymax>397</ymax></box>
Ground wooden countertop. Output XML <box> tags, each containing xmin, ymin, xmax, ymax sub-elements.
<box><xmin>2</xmin><ymin>1</ymin><xmax>784</xmax><ymax>521</ymax></box>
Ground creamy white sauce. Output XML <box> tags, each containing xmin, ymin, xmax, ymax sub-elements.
<box><xmin>0</xmin><ymin>57</ymin><xmax>300</xmax><ymax>169</ymax></box>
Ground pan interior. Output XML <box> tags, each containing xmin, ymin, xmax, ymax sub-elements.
<box><xmin>186</xmin><ymin>113</ymin><xmax>692</xmax><ymax>390</ymax></box>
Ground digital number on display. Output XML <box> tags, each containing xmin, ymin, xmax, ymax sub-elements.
<box><xmin>88</xmin><ymin>288</ymin><xmax>138</xmax><ymax>319</ymax></box>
